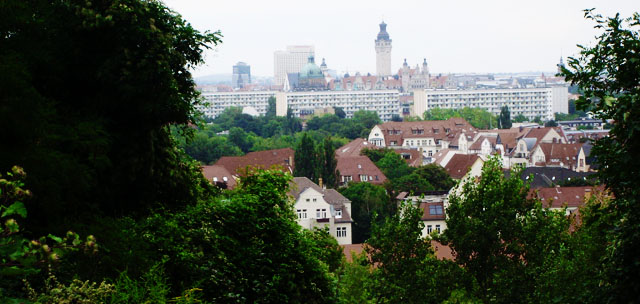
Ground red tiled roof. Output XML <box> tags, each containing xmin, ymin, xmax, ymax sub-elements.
<box><xmin>375</xmin><ymin>118</ymin><xmax>477</xmax><ymax>147</ymax></box>
<box><xmin>214</xmin><ymin>148</ymin><xmax>294</xmax><ymax>176</ymax></box>
<box><xmin>445</xmin><ymin>154</ymin><xmax>480</xmax><ymax>179</ymax></box>
<box><xmin>201</xmin><ymin>165</ymin><xmax>237</xmax><ymax>189</ymax></box>
<box><xmin>530</xmin><ymin>186</ymin><xmax>598</xmax><ymax>209</ymax></box>
<box><xmin>394</xmin><ymin>149</ymin><xmax>422</xmax><ymax>167</ymax></box>
<box><xmin>335</xmin><ymin>138</ymin><xmax>378</xmax><ymax>157</ymax></box>
<box><xmin>336</xmin><ymin>156</ymin><xmax>386</xmax><ymax>184</ymax></box>
<box><xmin>469</xmin><ymin>136</ymin><xmax>497</xmax><ymax>151</ymax></box>
<box><xmin>535</xmin><ymin>143</ymin><xmax>583</xmax><ymax>168</ymax></box>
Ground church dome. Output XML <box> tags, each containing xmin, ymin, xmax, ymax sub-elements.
<box><xmin>299</xmin><ymin>55</ymin><xmax>324</xmax><ymax>79</ymax></box>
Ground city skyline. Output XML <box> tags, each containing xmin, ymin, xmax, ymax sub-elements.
<box><xmin>162</xmin><ymin>0</ymin><xmax>638</xmax><ymax>77</ymax></box>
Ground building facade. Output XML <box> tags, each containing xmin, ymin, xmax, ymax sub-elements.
<box><xmin>275</xmin><ymin>90</ymin><xmax>400</xmax><ymax>121</ymax></box>
<box><xmin>413</xmin><ymin>86</ymin><xmax>569</xmax><ymax>121</ymax></box>
<box><xmin>232</xmin><ymin>62</ymin><xmax>251</xmax><ymax>88</ymax></box>
<box><xmin>198</xmin><ymin>90</ymin><xmax>276</xmax><ymax>118</ymax></box>
<box><xmin>274</xmin><ymin>45</ymin><xmax>315</xmax><ymax>86</ymax></box>
<box><xmin>375</xmin><ymin>22</ymin><xmax>392</xmax><ymax>77</ymax></box>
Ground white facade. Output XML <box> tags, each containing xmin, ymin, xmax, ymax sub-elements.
<box><xmin>294</xmin><ymin>187</ymin><xmax>352</xmax><ymax>245</ymax></box>
<box><xmin>413</xmin><ymin>86</ymin><xmax>569</xmax><ymax>121</ymax></box>
<box><xmin>197</xmin><ymin>90</ymin><xmax>276</xmax><ymax>118</ymax></box>
<box><xmin>275</xmin><ymin>90</ymin><xmax>401</xmax><ymax>121</ymax></box>
<box><xmin>274</xmin><ymin>45</ymin><xmax>315</xmax><ymax>86</ymax></box>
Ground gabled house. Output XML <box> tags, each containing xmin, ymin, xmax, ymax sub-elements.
<box><xmin>289</xmin><ymin>177</ymin><xmax>353</xmax><ymax>244</ymax></box>
<box><xmin>367</xmin><ymin>118</ymin><xmax>477</xmax><ymax>158</ymax></box>
<box><xmin>529</xmin><ymin>143</ymin><xmax>586</xmax><ymax>172</ymax></box>
<box><xmin>444</xmin><ymin>154</ymin><xmax>484</xmax><ymax>180</ymax></box>
<box><xmin>530</xmin><ymin>186</ymin><xmax>598</xmax><ymax>216</ymax></box>
<box><xmin>336</xmin><ymin>156</ymin><xmax>386</xmax><ymax>186</ymax></box>
<box><xmin>468</xmin><ymin>135</ymin><xmax>497</xmax><ymax>156</ymax></box>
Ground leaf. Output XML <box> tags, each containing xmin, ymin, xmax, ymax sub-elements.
<box><xmin>2</xmin><ymin>201</ymin><xmax>27</xmax><ymax>218</ymax></box>
<box><xmin>48</xmin><ymin>234</ymin><xmax>63</xmax><ymax>243</ymax></box>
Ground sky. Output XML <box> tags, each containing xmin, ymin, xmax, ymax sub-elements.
<box><xmin>162</xmin><ymin>0</ymin><xmax>638</xmax><ymax>78</ymax></box>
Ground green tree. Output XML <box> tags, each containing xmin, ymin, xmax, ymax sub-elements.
<box><xmin>339</xmin><ymin>182</ymin><xmax>392</xmax><ymax>243</ymax></box>
<box><xmin>265</xmin><ymin>96</ymin><xmax>276</xmax><ymax>117</ymax></box>
<box><xmin>498</xmin><ymin>106</ymin><xmax>512</xmax><ymax>129</ymax></box>
<box><xmin>294</xmin><ymin>133</ymin><xmax>318</xmax><ymax>182</ymax></box>
<box><xmin>320</xmin><ymin>137</ymin><xmax>340</xmax><ymax>188</ymax></box>
<box><xmin>544</xmin><ymin>119</ymin><xmax>558</xmax><ymax>127</ymax></box>
<box><xmin>365</xmin><ymin>202</ymin><xmax>463</xmax><ymax>303</ymax></box>
<box><xmin>440</xmin><ymin>157</ymin><xmax>573</xmax><ymax>303</ymax></box>
<box><xmin>228</xmin><ymin>127</ymin><xmax>252</xmax><ymax>153</ymax></box>
<box><xmin>561</xmin><ymin>10</ymin><xmax>640</xmax><ymax>302</ymax></box>
<box><xmin>352</xmin><ymin>110</ymin><xmax>382</xmax><ymax>130</ymax></box>
<box><xmin>512</xmin><ymin>114</ymin><xmax>528</xmax><ymax>123</ymax></box>
<box><xmin>133</xmin><ymin>169</ymin><xmax>338</xmax><ymax>302</ymax></box>
<box><xmin>0</xmin><ymin>0</ymin><xmax>220</xmax><ymax>226</ymax></box>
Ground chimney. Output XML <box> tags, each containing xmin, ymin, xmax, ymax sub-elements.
<box><xmin>319</xmin><ymin>178</ymin><xmax>323</xmax><ymax>189</ymax></box>
<box><xmin>288</xmin><ymin>155</ymin><xmax>293</xmax><ymax>166</ymax></box>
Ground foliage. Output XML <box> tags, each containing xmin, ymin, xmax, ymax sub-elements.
<box><xmin>294</xmin><ymin>133</ymin><xmax>319</xmax><ymax>182</ymax></box>
<box><xmin>361</xmin><ymin>148</ymin><xmax>454</xmax><ymax>194</ymax></box>
<box><xmin>337</xmin><ymin>252</ymin><xmax>373</xmax><ymax>304</ymax></box>
<box><xmin>498</xmin><ymin>106</ymin><xmax>512</xmax><ymax>129</ymax></box>
<box><xmin>561</xmin><ymin>9</ymin><xmax>640</xmax><ymax>302</ymax></box>
<box><xmin>0</xmin><ymin>0</ymin><xmax>220</xmax><ymax>228</ymax></box>
<box><xmin>339</xmin><ymin>183</ymin><xmax>392</xmax><ymax>243</ymax></box>
<box><xmin>423</xmin><ymin>107</ymin><xmax>498</xmax><ymax>129</ymax></box>
<box><xmin>24</xmin><ymin>269</ymin><xmax>114</xmax><ymax>304</ymax></box>
<box><xmin>305</xmin><ymin>110</ymin><xmax>381</xmax><ymax>140</ymax></box>
<box><xmin>512</xmin><ymin>114</ymin><xmax>528</xmax><ymax>123</ymax></box>
<box><xmin>0</xmin><ymin>166</ymin><xmax>96</xmax><ymax>302</ymax></box>
<box><xmin>544</xmin><ymin>119</ymin><xmax>558</xmax><ymax>127</ymax></box>
<box><xmin>440</xmin><ymin>157</ymin><xmax>573</xmax><ymax>303</ymax></box>
<box><xmin>365</xmin><ymin>202</ymin><xmax>463</xmax><ymax>303</ymax></box>
<box><xmin>179</xmin><ymin>130</ymin><xmax>242</xmax><ymax>165</ymax></box>
<box><xmin>109</xmin><ymin>262</ymin><xmax>170</xmax><ymax>304</ymax></box>
<box><xmin>132</xmin><ymin>169</ymin><xmax>338</xmax><ymax>302</ymax></box>
<box><xmin>320</xmin><ymin>137</ymin><xmax>340</xmax><ymax>188</ymax></box>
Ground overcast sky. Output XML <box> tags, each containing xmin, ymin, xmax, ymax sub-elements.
<box><xmin>161</xmin><ymin>0</ymin><xmax>638</xmax><ymax>78</ymax></box>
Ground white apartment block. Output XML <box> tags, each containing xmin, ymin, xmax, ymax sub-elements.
<box><xmin>274</xmin><ymin>45</ymin><xmax>315</xmax><ymax>86</ymax></box>
<box><xmin>275</xmin><ymin>90</ymin><xmax>401</xmax><ymax>121</ymax></box>
<box><xmin>197</xmin><ymin>91</ymin><xmax>276</xmax><ymax>118</ymax></box>
<box><xmin>413</xmin><ymin>86</ymin><xmax>569</xmax><ymax>121</ymax></box>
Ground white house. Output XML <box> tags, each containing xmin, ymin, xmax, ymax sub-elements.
<box><xmin>289</xmin><ymin>177</ymin><xmax>353</xmax><ymax>245</ymax></box>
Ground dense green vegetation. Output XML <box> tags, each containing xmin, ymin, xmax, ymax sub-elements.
<box><xmin>422</xmin><ymin>107</ymin><xmax>498</xmax><ymax>129</ymax></box>
<box><xmin>1</xmin><ymin>2</ymin><xmax>638</xmax><ymax>303</ymax></box>
<box><xmin>361</xmin><ymin>148</ymin><xmax>455</xmax><ymax>194</ymax></box>
<box><xmin>178</xmin><ymin>105</ymin><xmax>384</xmax><ymax>165</ymax></box>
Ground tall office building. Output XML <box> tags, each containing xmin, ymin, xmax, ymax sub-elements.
<box><xmin>375</xmin><ymin>21</ymin><xmax>392</xmax><ymax>77</ymax></box>
<box><xmin>232</xmin><ymin>62</ymin><xmax>251</xmax><ymax>88</ymax></box>
<box><xmin>274</xmin><ymin>45</ymin><xmax>315</xmax><ymax>86</ymax></box>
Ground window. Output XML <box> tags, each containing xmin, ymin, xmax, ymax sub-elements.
<box><xmin>316</xmin><ymin>209</ymin><xmax>321</xmax><ymax>218</ymax></box>
<box><xmin>342</xmin><ymin>175</ymin><xmax>352</xmax><ymax>183</ymax></box>
<box><xmin>306</xmin><ymin>198</ymin><xmax>310</xmax><ymax>202</ymax></box>
<box><xmin>322</xmin><ymin>209</ymin><xmax>327</xmax><ymax>218</ymax></box>
<box><xmin>427</xmin><ymin>225</ymin><xmax>433</xmax><ymax>234</ymax></box>
<box><xmin>360</xmin><ymin>174</ymin><xmax>368</xmax><ymax>181</ymax></box>
<box><xmin>429</xmin><ymin>205</ymin><xmax>443</xmax><ymax>215</ymax></box>
<box><xmin>436</xmin><ymin>225</ymin><xmax>441</xmax><ymax>233</ymax></box>
<box><xmin>336</xmin><ymin>227</ymin><xmax>347</xmax><ymax>237</ymax></box>
<box><xmin>300</xmin><ymin>209</ymin><xmax>307</xmax><ymax>219</ymax></box>
<box><xmin>312</xmin><ymin>198</ymin><xmax>317</xmax><ymax>202</ymax></box>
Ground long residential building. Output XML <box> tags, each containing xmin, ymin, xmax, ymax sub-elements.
<box><xmin>197</xmin><ymin>89</ymin><xmax>401</xmax><ymax>121</ymax></box>
<box><xmin>198</xmin><ymin>90</ymin><xmax>277</xmax><ymax>118</ymax></box>
<box><xmin>275</xmin><ymin>90</ymin><xmax>400</xmax><ymax>121</ymax></box>
<box><xmin>412</xmin><ymin>86</ymin><xmax>568</xmax><ymax>121</ymax></box>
